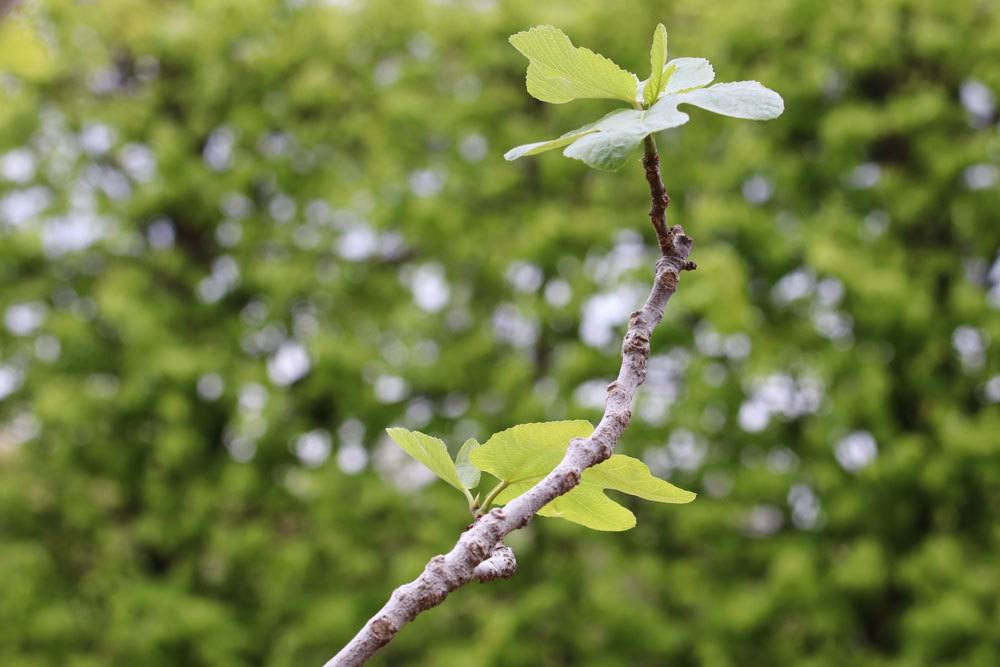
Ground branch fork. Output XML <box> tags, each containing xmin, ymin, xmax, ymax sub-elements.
<box><xmin>324</xmin><ymin>138</ymin><xmax>692</xmax><ymax>667</ymax></box>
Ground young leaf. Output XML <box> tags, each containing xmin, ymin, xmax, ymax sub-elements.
<box><xmin>509</xmin><ymin>104</ymin><xmax>693</xmax><ymax>171</ymax></box>
<box><xmin>455</xmin><ymin>438</ymin><xmax>482</xmax><ymax>489</ymax></box>
<box><xmin>642</xmin><ymin>23</ymin><xmax>668</xmax><ymax>107</ymax></box>
<box><xmin>562</xmin><ymin>125</ymin><xmax>647</xmax><ymax>171</ymax></box>
<box><xmin>386</xmin><ymin>428</ymin><xmax>465</xmax><ymax>492</ymax></box>
<box><xmin>470</xmin><ymin>421</ymin><xmax>594</xmax><ymax>483</ymax></box>
<box><xmin>509</xmin><ymin>25</ymin><xmax>638</xmax><ymax>104</ymax></box>
<box><xmin>661</xmin><ymin>57</ymin><xmax>714</xmax><ymax>95</ymax></box>
<box><xmin>662</xmin><ymin>80</ymin><xmax>784</xmax><ymax>120</ymax></box>
<box><xmin>642</xmin><ymin>103</ymin><xmax>691</xmax><ymax>134</ymax></box>
<box><xmin>563</xmin><ymin>108</ymin><xmax>648</xmax><ymax>170</ymax></box>
<box><xmin>470</xmin><ymin>421</ymin><xmax>695</xmax><ymax>531</ymax></box>
<box><xmin>560</xmin><ymin>105</ymin><xmax>691</xmax><ymax>170</ymax></box>
<box><xmin>505</xmin><ymin>109</ymin><xmax>635</xmax><ymax>164</ymax></box>
<box><xmin>504</xmin><ymin>127</ymin><xmax>600</xmax><ymax>162</ymax></box>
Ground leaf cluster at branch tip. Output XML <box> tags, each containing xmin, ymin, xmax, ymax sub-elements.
<box><xmin>504</xmin><ymin>24</ymin><xmax>784</xmax><ymax>171</ymax></box>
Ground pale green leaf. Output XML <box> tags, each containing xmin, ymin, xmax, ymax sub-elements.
<box><xmin>455</xmin><ymin>438</ymin><xmax>482</xmax><ymax>489</ymax></box>
<box><xmin>562</xmin><ymin>127</ymin><xmax>647</xmax><ymax>171</ymax></box>
<box><xmin>560</xmin><ymin>104</ymin><xmax>691</xmax><ymax>170</ymax></box>
<box><xmin>470</xmin><ymin>421</ymin><xmax>594</xmax><ymax>483</ymax></box>
<box><xmin>560</xmin><ymin>108</ymin><xmax>646</xmax><ymax>171</ymax></box>
<box><xmin>642</xmin><ymin>23</ymin><xmax>668</xmax><ymax>107</ymax></box>
<box><xmin>509</xmin><ymin>25</ymin><xmax>638</xmax><ymax>104</ymax></box>
<box><xmin>661</xmin><ymin>57</ymin><xmax>714</xmax><ymax>95</ymax></box>
<box><xmin>386</xmin><ymin>427</ymin><xmax>464</xmax><ymax>492</ymax></box>
<box><xmin>471</xmin><ymin>421</ymin><xmax>696</xmax><ymax>531</ymax></box>
<box><xmin>643</xmin><ymin>103</ymin><xmax>691</xmax><ymax>134</ymax></box>
<box><xmin>512</xmin><ymin>105</ymin><xmax>693</xmax><ymax>171</ymax></box>
<box><xmin>583</xmin><ymin>455</ymin><xmax>697</xmax><ymax>503</ymax></box>
<box><xmin>498</xmin><ymin>480</ymin><xmax>638</xmax><ymax>531</ymax></box>
<box><xmin>670</xmin><ymin>81</ymin><xmax>784</xmax><ymax>120</ymax></box>
<box><xmin>504</xmin><ymin>127</ymin><xmax>599</xmax><ymax>161</ymax></box>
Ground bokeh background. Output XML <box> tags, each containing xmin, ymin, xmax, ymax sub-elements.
<box><xmin>2</xmin><ymin>0</ymin><xmax>999</xmax><ymax>665</ymax></box>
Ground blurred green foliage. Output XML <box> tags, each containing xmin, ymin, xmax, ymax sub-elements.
<box><xmin>2</xmin><ymin>0</ymin><xmax>999</xmax><ymax>665</ymax></box>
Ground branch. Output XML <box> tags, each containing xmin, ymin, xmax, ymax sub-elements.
<box><xmin>642</xmin><ymin>137</ymin><xmax>670</xmax><ymax>256</ymax></box>
<box><xmin>471</xmin><ymin>542</ymin><xmax>517</xmax><ymax>582</ymax></box>
<box><xmin>324</xmin><ymin>141</ymin><xmax>694</xmax><ymax>667</ymax></box>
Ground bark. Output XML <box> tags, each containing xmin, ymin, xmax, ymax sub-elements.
<box><xmin>324</xmin><ymin>140</ymin><xmax>693</xmax><ymax>667</ymax></box>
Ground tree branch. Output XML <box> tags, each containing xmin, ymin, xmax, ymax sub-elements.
<box><xmin>643</xmin><ymin>135</ymin><xmax>672</xmax><ymax>256</ymax></box>
<box><xmin>323</xmin><ymin>144</ymin><xmax>694</xmax><ymax>667</ymax></box>
<box><xmin>471</xmin><ymin>542</ymin><xmax>517</xmax><ymax>582</ymax></box>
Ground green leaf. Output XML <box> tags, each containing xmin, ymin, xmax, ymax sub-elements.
<box><xmin>661</xmin><ymin>57</ymin><xmax>714</xmax><ymax>95</ymax></box>
<box><xmin>666</xmin><ymin>81</ymin><xmax>784</xmax><ymax>120</ymax></box>
<box><xmin>561</xmin><ymin>104</ymin><xmax>691</xmax><ymax>170</ymax></box>
<box><xmin>643</xmin><ymin>103</ymin><xmax>691</xmax><ymax>134</ymax></box>
<box><xmin>386</xmin><ymin>428</ymin><xmax>464</xmax><ymax>492</ymax></box>
<box><xmin>583</xmin><ymin>455</ymin><xmax>697</xmax><ymax>504</ymax></box>
<box><xmin>562</xmin><ymin>124</ymin><xmax>647</xmax><ymax>171</ymax></box>
<box><xmin>509</xmin><ymin>103</ymin><xmax>695</xmax><ymax>171</ymax></box>
<box><xmin>642</xmin><ymin>23</ymin><xmax>668</xmax><ymax>107</ymax></box>
<box><xmin>563</xmin><ymin>108</ymin><xmax>647</xmax><ymax>171</ymax></box>
<box><xmin>455</xmin><ymin>438</ymin><xmax>482</xmax><ymax>489</ymax></box>
<box><xmin>470</xmin><ymin>421</ymin><xmax>594</xmax><ymax>483</ymax></box>
<box><xmin>470</xmin><ymin>421</ymin><xmax>696</xmax><ymax>531</ymax></box>
<box><xmin>509</xmin><ymin>25</ymin><xmax>638</xmax><ymax>104</ymax></box>
<box><xmin>504</xmin><ymin>127</ymin><xmax>600</xmax><ymax>162</ymax></box>
<box><xmin>639</xmin><ymin>57</ymin><xmax>713</xmax><ymax>107</ymax></box>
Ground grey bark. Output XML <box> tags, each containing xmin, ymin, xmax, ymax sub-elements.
<box><xmin>324</xmin><ymin>141</ymin><xmax>691</xmax><ymax>667</ymax></box>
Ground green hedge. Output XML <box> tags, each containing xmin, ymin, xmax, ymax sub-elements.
<box><xmin>1</xmin><ymin>0</ymin><xmax>998</xmax><ymax>665</ymax></box>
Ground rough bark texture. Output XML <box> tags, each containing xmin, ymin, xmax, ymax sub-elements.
<box><xmin>643</xmin><ymin>135</ymin><xmax>672</xmax><ymax>256</ymax></box>
<box><xmin>324</xmin><ymin>142</ymin><xmax>693</xmax><ymax>667</ymax></box>
<box><xmin>470</xmin><ymin>543</ymin><xmax>517</xmax><ymax>582</ymax></box>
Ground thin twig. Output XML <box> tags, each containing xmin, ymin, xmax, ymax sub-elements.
<box><xmin>323</xmin><ymin>146</ymin><xmax>694</xmax><ymax>667</ymax></box>
<box><xmin>643</xmin><ymin>135</ymin><xmax>672</xmax><ymax>256</ymax></box>
<box><xmin>643</xmin><ymin>136</ymin><xmax>697</xmax><ymax>271</ymax></box>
